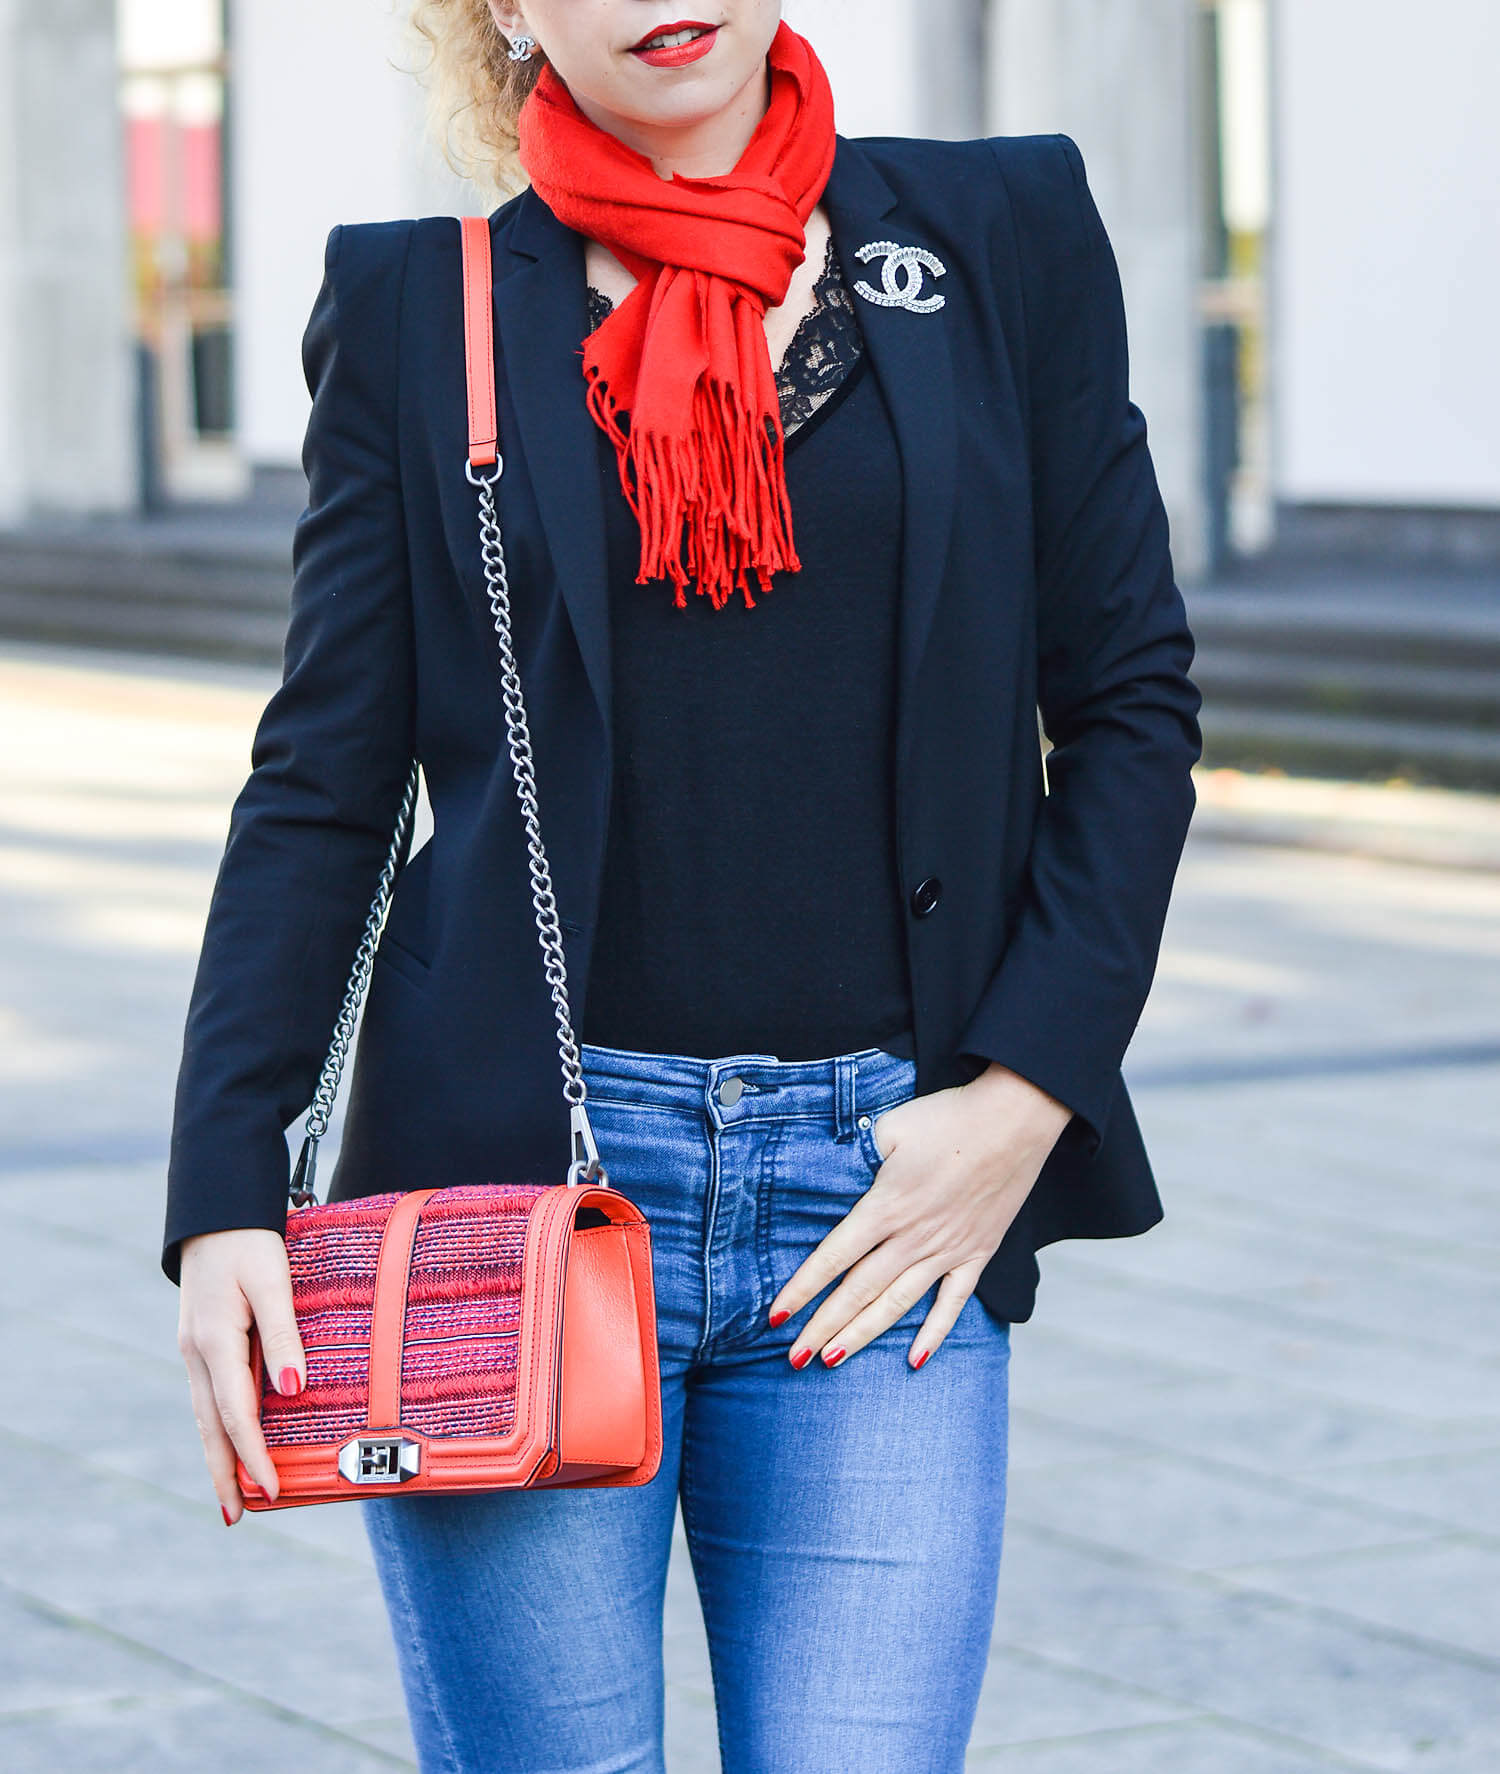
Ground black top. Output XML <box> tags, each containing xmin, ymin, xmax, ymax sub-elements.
<box><xmin>579</xmin><ymin>236</ymin><xmax>916</xmax><ymax>1061</ymax></box>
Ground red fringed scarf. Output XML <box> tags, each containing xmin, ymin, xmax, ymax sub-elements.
<box><xmin>516</xmin><ymin>21</ymin><xmax>837</xmax><ymax>611</ymax></box>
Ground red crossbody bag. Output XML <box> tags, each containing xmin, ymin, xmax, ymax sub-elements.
<box><xmin>236</xmin><ymin>217</ymin><xmax>662</xmax><ymax>1510</ymax></box>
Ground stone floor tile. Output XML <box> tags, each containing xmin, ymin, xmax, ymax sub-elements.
<box><xmin>1059</xmin><ymin>1211</ymin><xmax>1500</xmax><ymax>1356</ymax></box>
<box><xmin>665</xmin><ymin>1686</ymin><xmax>722</xmax><ymax>1774</ymax></box>
<box><xmin>1032</xmin><ymin>1263</ymin><xmax>1500</xmax><ymax>1425</ymax></box>
<box><xmin>1009</xmin><ymin>1321</ymin><xmax>1211</xmax><ymax>1414</ymax></box>
<box><xmin>0</xmin><ymin>1307</ymin><xmax>233</xmax><ymax>1504</ymax></box>
<box><xmin>0</xmin><ymin>1589</ymin><xmax>217</xmax><ymax>1717</ymax></box>
<box><xmin>244</xmin><ymin>1494</ymin><xmax>385</xmax><ymax>1566</ymax></box>
<box><xmin>1137</xmin><ymin>843</ymin><xmax>1500</xmax><ymax>1068</ymax></box>
<box><xmin>663</xmin><ymin>1625</ymin><xmax>715</xmax><ymax>1695</ymax></box>
<box><xmin>0</xmin><ymin>1432</ymin><xmax>356</xmax><ymax>1615</ymax></box>
<box><xmin>88</xmin><ymin>1568</ymin><xmax>408</xmax><ymax>1731</ymax></box>
<box><xmin>1008</xmin><ymin>1448</ymin><xmax>1440</xmax><ymax>1573</ymax></box>
<box><xmin>967</xmin><ymin>1714</ymin><xmax>1381</xmax><ymax>1771</ymax></box>
<box><xmin>967</xmin><ymin>1646</ymin><xmax>1193</xmax><ymax>1751</ymax></box>
<box><xmin>1015</xmin><ymin>1362</ymin><xmax>1500</xmax><ymax>1479</ymax></box>
<box><xmin>0</xmin><ymin>1693</ymin><xmax>413</xmax><ymax>1772</ymax></box>
<box><xmin>1005</xmin><ymin>1412</ymin><xmax>1125</xmax><ymax>1474</ymax></box>
<box><xmin>994</xmin><ymin>1526</ymin><xmax>1500</xmax><ymax>1770</ymax></box>
<box><xmin>1158</xmin><ymin>1158</ymin><xmax>1500</xmax><ymax>1272</ymax></box>
<box><xmin>341</xmin><ymin>1714</ymin><xmax>421</xmax><ymax>1764</ymax></box>
<box><xmin>0</xmin><ymin>1216</ymin><xmax>181</xmax><ymax>1362</ymax></box>
<box><xmin>1222</xmin><ymin>1535</ymin><xmax>1500</xmax><ymax>1664</ymax></box>
<box><xmin>1297</xmin><ymin>1444</ymin><xmax>1500</xmax><ymax>1537</ymax></box>
<box><xmin>0</xmin><ymin>1311</ymin><xmax>381</xmax><ymax>1565</ymax></box>
<box><xmin>0</xmin><ymin>1161</ymin><xmax>169</xmax><ymax>1259</ymax></box>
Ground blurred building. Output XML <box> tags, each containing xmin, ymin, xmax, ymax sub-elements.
<box><xmin>118</xmin><ymin>0</ymin><xmax>236</xmax><ymax>503</ymax></box>
<box><xmin>0</xmin><ymin>0</ymin><xmax>1496</xmax><ymax>583</ymax></box>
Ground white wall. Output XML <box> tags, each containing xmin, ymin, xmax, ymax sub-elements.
<box><xmin>233</xmin><ymin>0</ymin><xmax>472</xmax><ymax>466</ymax></box>
<box><xmin>1273</xmin><ymin>0</ymin><xmax>1500</xmax><ymax>507</ymax></box>
<box><xmin>787</xmin><ymin>0</ymin><xmax>920</xmax><ymax>136</ymax></box>
<box><xmin>989</xmin><ymin>0</ymin><xmax>1207</xmax><ymax>576</ymax></box>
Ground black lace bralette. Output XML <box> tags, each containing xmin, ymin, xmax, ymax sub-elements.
<box><xmin>583</xmin><ymin>233</ymin><xmax>864</xmax><ymax>437</ymax></box>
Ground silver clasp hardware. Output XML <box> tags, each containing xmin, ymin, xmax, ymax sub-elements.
<box><xmin>567</xmin><ymin>1101</ymin><xmax>609</xmax><ymax>1188</ymax></box>
<box><xmin>338</xmin><ymin>1435</ymin><xmax>422</xmax><ymax>1485</ymax></box>
<box><xmin>288</xmin><ymin>1133</ymin><xmax>320</xmax><ymax>1209</ymax></box>
<box><xmin>465</xmin><ymin>450</ymin><xmax>503</xmax><ymax>487</ymax></box>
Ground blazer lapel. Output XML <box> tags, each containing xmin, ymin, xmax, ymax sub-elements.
<box><xmin>822</xmin><ymin>135</ymin><xmax>959</xmax><ymax>780</ymax></box>
<box><xmin>490</xmin><ymin>194</ymin><xmax>613</xmax><ymax>739</ymax></box>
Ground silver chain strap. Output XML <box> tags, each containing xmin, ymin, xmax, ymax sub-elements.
<box><xmin>288</xmin><ymin>448</ymin><xmax>606</xmax><ymax>1207</ymax></box>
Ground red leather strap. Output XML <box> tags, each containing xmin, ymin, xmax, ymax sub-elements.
<box><xmin>367</xmin><ymin>1190</ymin><xmax>436</xmax><ymax>1427</ymax></box>
<box><xmin>460</xmin><ymin>215</ymin><xmax>498</xmax><ymax>470</ymax></box>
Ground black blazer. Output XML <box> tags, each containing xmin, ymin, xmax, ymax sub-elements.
<box><xmin>163</xmin><ymin>129</ymin><xmax>1203</xmax><ymax>1324</ymax></box>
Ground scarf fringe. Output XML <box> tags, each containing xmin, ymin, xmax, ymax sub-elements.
<box><xmin>586</xmin><ymin>367</ymin><xmax>802</xmax><ymax>612</ymax></box>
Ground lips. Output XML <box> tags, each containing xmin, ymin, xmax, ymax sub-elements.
<box><xmin>629</xmin><ymin>20</ymin><xmax>720</xmax><ymax>66</ymax></box>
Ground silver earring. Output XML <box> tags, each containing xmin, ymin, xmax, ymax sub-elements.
<box><xmin>507</xmin><ymin>34</ymin><xmax>536</xmax><ymax>61</ymax></box>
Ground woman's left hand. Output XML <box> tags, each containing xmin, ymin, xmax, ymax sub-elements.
<box><xmin>766</xmin><ymin>1063</ymin><xmax>1074</xmax><ymax>1369</ymax></box>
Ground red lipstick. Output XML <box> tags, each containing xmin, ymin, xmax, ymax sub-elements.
<box><xmin>630</xmin><ymin>21</ymin><xmax>720</xmax><ymax>68</ymax></box>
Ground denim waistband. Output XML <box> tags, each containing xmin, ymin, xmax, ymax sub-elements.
<box><xmin>578</xmin><ymin>1040</ymin><xmax>916</xmax><ymax>1140</ymax></box>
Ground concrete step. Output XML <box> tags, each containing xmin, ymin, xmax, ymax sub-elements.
<box><xmin>1193</xmin><ymin>647</ymin><xmax>1500</xmax><ymax>730</ymax></box>
<box><xmin>0</xmin><ymin>580</ymin><xmax>289</xmax><ymax>664</ymax></box>
<box><xmin>1199</xmin><ymin>705</ymin><xmax>1500</xmax><ymax>790</ymax></box>
<box><xmin>1189</xmin><ymin>600</ymin><xmax>1500</xmax><ymax>669</ymax></box>
<box><xmin>0</xmin><ymin>517</ymin><xmax>291</xmax><ymax>666</ymax></box>
<box><xmin>5</xmin><ymin>515</ymin><xmax>1499</xmax><ymax>786</ymax></box>
<box><xmin>1187</xmin><ymin>566</ymin><xmax>1500</xmax><ymax>787</ymax></box>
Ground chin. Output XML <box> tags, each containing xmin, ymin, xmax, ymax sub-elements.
<box><xmin>618</xmin><ymin>77</ymin><xmax>741</xmax><ymax>128</ymax></box>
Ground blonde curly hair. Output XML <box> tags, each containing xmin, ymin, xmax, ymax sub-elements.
<box><xmin>406</xmin><ymin>0</ymin><xmax>547</xmax><ymax>199</ymax></box>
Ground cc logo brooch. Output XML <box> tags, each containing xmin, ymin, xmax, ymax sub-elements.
<box><xmin>851</xmin><ymin>240</ymin><xmax>948</xmax><ymax>314</ymax></box>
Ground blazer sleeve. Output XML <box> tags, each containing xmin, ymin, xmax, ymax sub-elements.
<box><xmin>160</xmin><ymin>220</ymin><xmax>417</xmax><ymax>1284</ymax></box>
<box><xmin>955</xmin><ymin>134</ymin><xmax>1203</xmax><ymax>1153</ymax></box>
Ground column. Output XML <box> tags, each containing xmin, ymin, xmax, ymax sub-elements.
<box><xmin>0</xmin><ymin>0</ymin><xmax>137</xmax><ymax>521</ymax></box>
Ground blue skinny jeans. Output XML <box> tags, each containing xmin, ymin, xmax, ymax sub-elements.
<box><xmin>361</xmin><ymin>1041</ymin><xmax>1012</xmax><ymax>1773</ymax></box>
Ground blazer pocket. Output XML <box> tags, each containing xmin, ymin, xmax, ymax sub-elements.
<box><xmin>375</xmin><ymin>930</ymin><xmax>433</xmax><ymax>989</ymax></box>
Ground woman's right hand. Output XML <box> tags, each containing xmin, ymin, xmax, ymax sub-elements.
<box><xmin>176</xmin><ymin>1228</ymin><xmax>305</xmax><ymax>1523</ymax></box>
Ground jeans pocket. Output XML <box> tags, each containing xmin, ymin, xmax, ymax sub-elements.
<box><xmin>856</xmin><ymin>1113</ymin><xmax>889</xmax><ymax>1173</ymax></box>
<box><xmin>856</xmin><ymin>1080</ymin><xmax>918</xmax><ymax>1174</ymax></box>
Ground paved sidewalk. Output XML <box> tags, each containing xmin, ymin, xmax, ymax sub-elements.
<box><xmin>0</xmin><ymin>638</ymin><xmax>1496</xmax><ymax>1771</ymax></box>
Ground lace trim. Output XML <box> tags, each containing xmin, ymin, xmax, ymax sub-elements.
<box><xmin>584</xmin><ymin>234</ymin><xmax>864</xmax><ymax>436</ymax></box>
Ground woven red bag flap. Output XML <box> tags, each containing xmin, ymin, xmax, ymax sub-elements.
<box><xmin>259</xmin><ymin>1184</ymin><xmax>552</xmax><ymax>1448</ymax></box>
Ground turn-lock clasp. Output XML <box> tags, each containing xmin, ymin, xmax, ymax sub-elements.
<box><xmin>338</xmin><ymin>1435</ymin><xmax>422</xmax><ymax>1485</ymax></box>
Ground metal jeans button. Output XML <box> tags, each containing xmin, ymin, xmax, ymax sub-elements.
<box><xmin>718</xmin><ymin>1075</ymin><xmax>745</xmax><ymax>1106</ymax></box>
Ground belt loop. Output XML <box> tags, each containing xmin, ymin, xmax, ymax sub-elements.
<box><xmin>834</xmin><ymin>1054</ymin><xmax>859</xmax><ymax>1140</ymax></box>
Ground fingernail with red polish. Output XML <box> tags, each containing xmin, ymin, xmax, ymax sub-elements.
<box><xmin>790</xmin><ymin>1347</ymin><xmax>814</xmax><ymax>1370</ymax></box>
<box><xmin>278</xmin><ymin>1366</ymin><xmax>303</xmax><ymax>1397</ymax></box>
<box><xmin>912</xmin><ymin>1348</ymin><xmax>930</xmax><ymax>1370</ymax></box>
<box><xmin>768</xmin><ymin>1308</ymin><xmax>790</xmax><ymax>1328</ymax></box>
<box><xmin>221</xmin><ymin>1504</ymin><xmax>234</xmax><ymax>1526</ymax></box>
<box><xmin>823</xmin><ymin>1347</ymin><xmax>847</xmax><ymax>1367</ymax></box>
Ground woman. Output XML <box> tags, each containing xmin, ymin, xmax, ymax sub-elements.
<box><xmin>166</xmin><ymin>3</ymin><xmax>1202</xmax><ymax>1768</ymax></box>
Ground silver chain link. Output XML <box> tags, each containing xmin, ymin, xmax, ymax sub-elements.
<box><xmin>469</xmin><ymin>453</ymin><xmax>604</xmax><ymax>1189</ymax></box>
<box><xmin>303</xmin><ymin>763</ymin><xmax>419</xmax><ymax>1145</ymax></box>
<box><xmin>289</xmin><ymin>448</ymin><xmax>606</xmax><ymax>1206</ymax></box>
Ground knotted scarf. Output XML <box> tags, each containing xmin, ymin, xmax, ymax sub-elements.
<box><xmin>516</xmin><ymin>21</ymin><xmax>837</xmax><ymax>610</ymax></box>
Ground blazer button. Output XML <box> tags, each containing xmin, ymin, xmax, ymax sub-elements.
<box><xmin>910</xmin><ymin>876</ymin><xmax>943</xmax><ymax>918</ymax></box>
